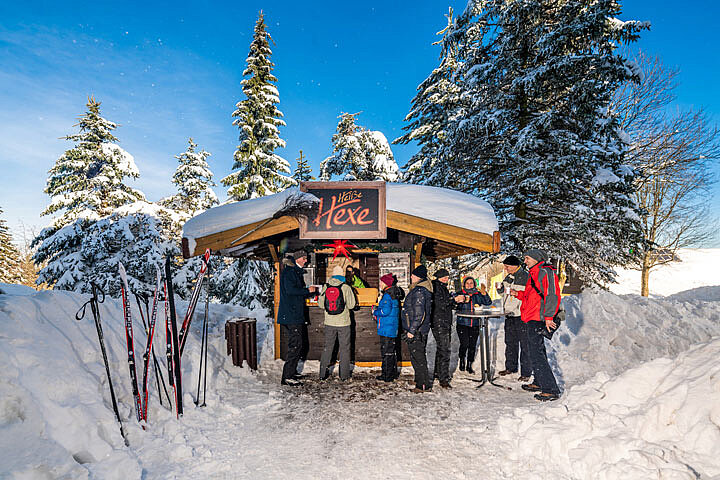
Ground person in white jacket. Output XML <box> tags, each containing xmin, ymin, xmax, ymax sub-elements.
<box><xmin>495</xmin><ymin>255</ymin><xmax>532</xmax><ymax>381</ymax></box>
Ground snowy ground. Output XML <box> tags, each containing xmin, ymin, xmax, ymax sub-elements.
<box><xmin>1</xmin><ymin>251</ymin><xmax>719</xmax><ymax>479</ymax></box>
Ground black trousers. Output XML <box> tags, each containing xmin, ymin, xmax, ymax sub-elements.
<box><xmin>504</xmin><ymin>315</ymin><xmax>532</xmax><ymax>377</ymax></box>
<box><xmin>379</xmin><ymin>336</ymin><xmax>397</xmax><ymax>381</ymax></box>
<box><xmin>281</xmin><ymin>324</ymin><xmax>303</xmax><ymax>382</ymax></box>
<box><xmin>432</xmin><ymin>325</ymin><xmax>452</xmax><ymax>383</ymax></box>
<box><xmin>527</xmin><ymin>321</ymin><xmax>560</xmax><ymax>395</ymax></box>
<box><xmin>405</xmin><ymin>332</ymin><xmax>431</xmax><ymax>390</ymax></box>
<box><xmin>456</xmin><ymin>324</ymin><xmax>480</xmax><ymax>365</ymax></box>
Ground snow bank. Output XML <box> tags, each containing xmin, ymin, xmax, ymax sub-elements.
<box><xmin>182</xmin><ymin>183</ymin><xmax>498</xmax><ymax>245</ymax></box>
<box><xmin>610</xmin><ymin>248</ymin><xmax>720</xmax><ymax>297</ymax></box>
<box><xmin>540</xmin><ymin>287</ymin><xmax>720</xmax><ymax>386</ymax></box>
<box><xmin>0</xmin><ymin>283</ymin><xmax>36</xmax><ymax>296</ymax></box>
<box><xmin>496</xmin><ymin>337</ymin><xmax>720</xmax><ymax>479</ymax></box>
<box><xmin>0</xmin><ymin>288</ymin><xmax>269</xmax><ymax>479</ymax></box>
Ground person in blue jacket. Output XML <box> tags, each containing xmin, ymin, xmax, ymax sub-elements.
<box><xmin>453</xmin><ymin>276</ymin><xmax>491</xmax><ymax>374</ymax></box>
<box><xmin>372</xmin><ymin>273</ymin><xmax>405</xmax><ymax>382</ymax></box>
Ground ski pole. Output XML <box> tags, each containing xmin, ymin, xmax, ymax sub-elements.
<box><xmin>201</xmin><ymin>275</ymin><xmax>210</xmax><ymax>407</ymax></box>
<box><xmin>76</xmin><ymin>283</ymin><xmax>128</xmax><ymax>446</ymax></box>
<box><xmin>195</xmin><ymin>279</ymin><xmax>210</xmax><ymax>407</ymax></box>
<box><xmin>135</xmin><ymin>293</ymin><xmax>171</xmax><ymax>407</ymax></box>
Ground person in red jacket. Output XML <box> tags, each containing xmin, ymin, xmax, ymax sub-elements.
<box><xmin>510</xmin><ymin>249</ymin><xmax>561</xmax><ymax>401</ymax></box>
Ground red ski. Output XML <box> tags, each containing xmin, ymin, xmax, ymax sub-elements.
<box><xmin>140</xmin><ymin>266</ymin><xmax>161</xmax><ymax>422</ymax></box>
<box><xmin>178</xmin><ymin>249</ymin><xmax>211</xmax><ymax>357</ymax></box>
<box><xmin>119</xmin><ymin>262</ymin><xmax>144</xmax><ymax>428</ymax></box>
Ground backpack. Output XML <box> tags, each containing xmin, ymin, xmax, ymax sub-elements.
<box><xmin>323</xmin><ymin>284</ymin><xmax>346</xmax><ymax>315</ymax></box>
<box><xmin>528</xmin><ymin>264</ymin><xmax>565</xmax><ymax>339</ymax></box>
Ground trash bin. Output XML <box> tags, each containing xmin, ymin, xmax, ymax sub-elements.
<box><xmin>224</xmin><ymin>318</ymin><xmax>257</xmax><ymax>370</ymax></box>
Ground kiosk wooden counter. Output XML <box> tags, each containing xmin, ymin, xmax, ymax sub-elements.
<box><xmin>182</xmin><ymin>181</ymin><xmax>500</xmax><ymax>367</ymax></box>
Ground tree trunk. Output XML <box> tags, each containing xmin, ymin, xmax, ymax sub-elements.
<box><xmin>640</xmin><ymin>253</ymin><xmax>651</xmax><ymax>297</ymax></box>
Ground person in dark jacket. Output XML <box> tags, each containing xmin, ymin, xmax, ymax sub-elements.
<box><xmin>402</xmin><ymin>265</ymin><xmax>434</xmax><ymax>393</ymax></box>
<box><xmin>372</xmin><ymin>273</ymin><xmax>405</xmax><ymax>382</ymax></box>
<box><xmin>511</xmin><ymin>249</ymin><xmax>561</xmax><ymax>401</ymax></box>
<box><xmin>453</xmin><ymin>276</ymin><xmax>491</xmax><ymax>374</ymax></box>
<box><xmin>431</xmin><ymin>268</ymin><xmax>456</xmax><ymax>388</ymax></box>
<box><xmin>277</xmin><ymin>250</ymin><xmax>317</xmax><ymax>386</ymax></box>
<box><xmin>496</xmin><ymin>255</ymin><xmax>532</xmax><ymax>381</ymax></box>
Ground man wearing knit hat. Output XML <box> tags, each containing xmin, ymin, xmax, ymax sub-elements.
<box><xmin>318</xmin><ymin>265</ymin><xmax>357</xmax><ymax>381</ymax></box>
<box><xmin>401</xmin><ymin>265</ymin><xmax>434</xmax><ymax>392</ymax></box>
<box><xmin>430</xmin><ymin>268</ymin><xmax>455</xmax><ymax>388</ymax></box>
<box><xmin>496</xmin><ymin>255</ymin><xmax>532</xmax><ymax>381</ymax></box>
<box><xmin>278</xmin><ymin>250</ymin><xmax>317</xmax><ymax>386</ymax></box>
<box><xmin>510</xmin><ymin>249</ymin><xmax>561</xmax><ymax>401</ymax></box>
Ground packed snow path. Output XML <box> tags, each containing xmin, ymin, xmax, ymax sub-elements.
<box><xmin>133</xmin><ymin>367</ymin><xmax>536</xmax><ymax>479</ymax></box>
<box><xmin>1</xmin><ymin>282</ymin><xmax>719</xmax><ymax>479</ymax></box>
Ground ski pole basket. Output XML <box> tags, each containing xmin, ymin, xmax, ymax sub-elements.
<box><xmin>224</xmin><ymin>318</ymin><xmax>257</xmax><ymax>370</ymax></box>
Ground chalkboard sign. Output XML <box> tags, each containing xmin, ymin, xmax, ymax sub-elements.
<box><xmin>299</xmin><ymin>181</ymin><xmax>387</xmax><ymax>239</ymax></box>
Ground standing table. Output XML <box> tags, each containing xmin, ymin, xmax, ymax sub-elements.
<box><xmin>455</xmin><ymin>310</ymin><xmax>510</xmax><ymax>390</ymax></box>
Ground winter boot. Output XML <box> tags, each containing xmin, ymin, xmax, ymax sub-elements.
<box><xmin>459</xmin><ymin>357</ymin><xmax>466</xmax><ymax>371</ymax></box>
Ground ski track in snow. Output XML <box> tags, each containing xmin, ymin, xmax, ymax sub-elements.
<box><xmin>1</xmin><ymin>275</ymin><xmax>719</xmax><ymax>479</ymax></box>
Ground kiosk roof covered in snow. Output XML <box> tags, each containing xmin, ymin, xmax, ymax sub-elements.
<box><xmin>182</xmin><ymin>182</ymin><xmax>500</xmax><ymax>259</ymax></box>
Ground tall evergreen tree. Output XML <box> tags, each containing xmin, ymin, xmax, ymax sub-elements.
<box><xmin>320</xmin><ymin>112</ymin><xmax>400</xmax><ymax>181</ymax></box>
<box><xmin>217</xmin><ymin>12</ymin><xmax>292</xmax><ymax>309</ymax></box>
<box><xmin>396</xmin><ymin>8</ymin><xmax>465</xmax><ymax>188</ymax></box>
<box><xmin>408</xmin><ymin>0</ymin><xmax>648</xmax><ymax>286</ymax></box>
<box><xmin>41</xmin><ymin>96</ymin><xmax>144</xmax><ymax>226</ymax></box>
<box><xmin>0</xmin><ymin>207</ymin><xmax>22</xmax><ymax>284</ymax></box>
<box><xmin>293</xmin><ymin>150</ymin><xmax>315</xmax><ymax>183</ymax></box>
<box><xmin>31</xmin><ymin>97</ymin><xmax>162</xmax><ymax>292</ymax></box>
<box><xmin>222</xmin><ymin>11</ymin><xmax>294</xmax><ymax>201</ymax></box>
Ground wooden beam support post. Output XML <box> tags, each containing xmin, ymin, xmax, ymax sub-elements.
<box><xmin>268</xmin><ymin>244</ymin><xmax>282</xmax><ymax>360</ymax></box>
<box><xmin>412</xmin><ymin>240</ymin><xmax>424</xmax><ymax>272</ymax></box>
<box><xmin>493</xmin><ymin>231</ymin><xmax>501</xmax><ymax>254</ymax></box>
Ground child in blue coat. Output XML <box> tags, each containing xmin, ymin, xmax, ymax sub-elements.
<box><xmin>373</xmin><ymin>274</ymin><xmax>405</xmax><ymax>382</ymax></box>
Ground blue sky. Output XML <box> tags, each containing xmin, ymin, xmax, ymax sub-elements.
<box><xmin>1</xmin><ymin>0</ymin><xmax>719</xmax><ymax>245</ymax></box>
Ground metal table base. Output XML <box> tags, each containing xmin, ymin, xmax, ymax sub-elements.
<box><xmin>456</xmin><ymin>312</ymin><xmax>512</xmax><ymax>391</ymax></box>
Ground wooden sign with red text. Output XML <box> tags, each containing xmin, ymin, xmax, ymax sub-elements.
<box><xmin>299</xmin><ymin>181</ymin><xmax>387</xmax><ymax>239</ymax></box>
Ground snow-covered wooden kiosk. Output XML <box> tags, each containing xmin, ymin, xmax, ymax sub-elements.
<box><xmin>182</xmin><ymin>181</ymin><xmax>500</xmax><ymax>366</ymax></box>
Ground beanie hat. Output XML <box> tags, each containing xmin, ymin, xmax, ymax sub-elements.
<box><xmin>380</xmin><ymin>273</ymin><xmax>394</xmax><ymax>287</ymax></box>
<box><xmin>434</xmin><ymin>268</ymin><xmax>450</xmax><ymax>279</ymax></box>
<box><xmin>524</xmin><ymin>249</ymin><xmax>548</xmax><ymax>263</ymax></box>
<box><xmin>332</xmin><ymin>265</ymin><xmax>344</xmax><ymax>277</ymax></box>
<box><xmin>289</xmin><ymin>249</ymin><xmax>308</xmax><ymax>261</ymax></box>
<box><xmin>502</xmin><ymin>255</ymin><xmax>521</xmax><ymax>266</ymax></box>
<box><xmin>411</xmin><ymin>265</ymin><xmax>428</xmax><ymax>280</ymax></box>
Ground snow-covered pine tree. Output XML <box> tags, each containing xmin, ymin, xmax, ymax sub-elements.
<box><xmin>395</xmin><ymin>7</ymin><xmax>465</xmax><ymax>188</ymax></box>
<box><xmin>293</xmin><ymin>150</ymin><xmax>315</xmax><ymax>183</ymax></box>
<box><xmin>162</xmin><ymin>138</ymin><xmax>218</xmax><ymax>229</ymax></box>
<box><xmin>221</xmin><ymin>11</ymin><xmax>294</xmax><ymax>201</ymax></box>
<box><xmin>83</xmin><ymin>205</ymin><xmax>176</xmax><ymax>297</ymax></box>
<box><xmin>212</xmin><ymin>257</ymin><xmax>271</xmax><ymax>310</ymax></box>
<box><xmin>217</xmin><ymin>12</ymin><xmax>293</xmax><ymax>309</ymax></box>
<box><xmin>432</xmin><ymin>0</ymin><xmax>647</xmax><ymax>286</ymax></box>
<box><xmin>32</xmin><ymin>96</ymin><xmax>147</xmax><ymax>290</ymax></box>
<box><xmin>319</xmin><ymin>112</ymin><xmax>400</xmax><ymax>181</ymax></box>
<box><xmin>0</xmin><ymin>206</ymin><xmax>22</xmax><ymax>284</ymax></box>
<box><xmin>160</xmin><ymin>138</ymin><xmax>221</xmax><ymax>299</ymax></box>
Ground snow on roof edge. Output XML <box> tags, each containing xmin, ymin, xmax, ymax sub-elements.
<box><xmin>182</xmin><ymin>183</ymin><xmax>498</xmax><ymax>242</ymax></box>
